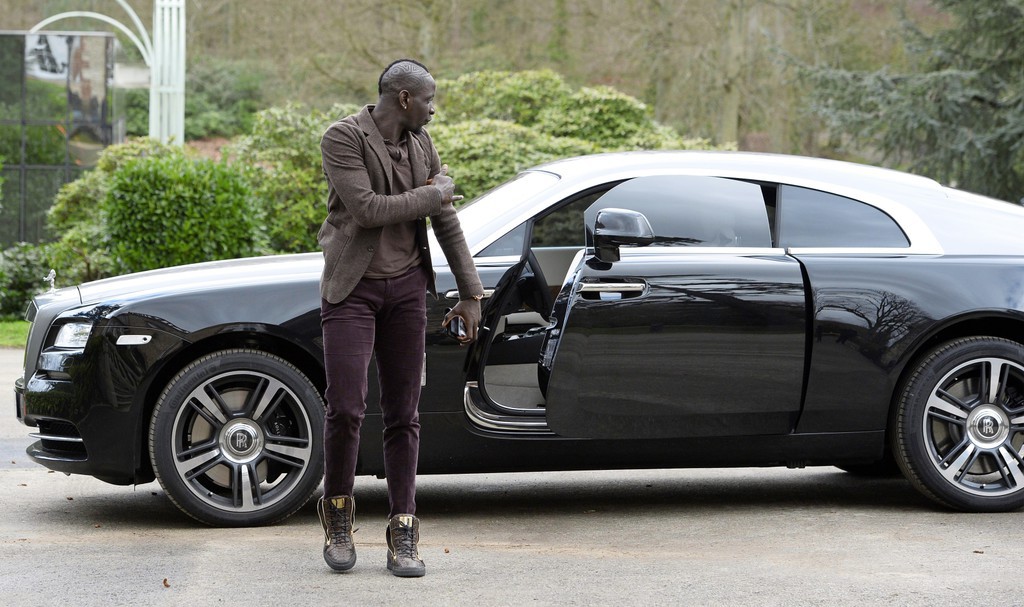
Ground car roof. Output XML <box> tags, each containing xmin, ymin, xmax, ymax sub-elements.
<box><xmin>518</xmin><ymin>150</ymin><xmax>1024</xmax><ymax>257</ymax></box>
<box><xmin>530</xmin><ymin>151</ymin><xmax>946</xmax><ymax>199</ymax></box>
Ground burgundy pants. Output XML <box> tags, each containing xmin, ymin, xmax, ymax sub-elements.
<box><xmin>321</xmin><ymin>266</ymin><xmax>428</xmax><ymax>517</ymax></box>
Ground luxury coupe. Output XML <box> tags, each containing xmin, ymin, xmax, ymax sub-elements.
<box><xmin>15</xmin><ymin>151</ymin><xmax>1024</xmax><ymax>526</ymax></box>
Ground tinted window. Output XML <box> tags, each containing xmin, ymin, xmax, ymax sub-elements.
<box><xmin>532</xmin><ymin>190</ymin><xmax>608</xmax><ymax>247</ymax></box>
<box><xmin>478</xmin><ymin>223</ymin><xmax>526</xmax><ymax>257</ymax></box>
<box><xmin>778</xmin><ymin>185</ymin><xmax>909</xmax><ymax>248</ymax></box>
<box><xmin>585</xmin><ymin>175</ymin><xmax>772</xmax><ymax>248</ymax></box>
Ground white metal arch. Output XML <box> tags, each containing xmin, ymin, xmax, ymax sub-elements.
<box><xmin>30</xmin><ymin>12</ymin><xmax>153</xmax><ymax>66</ymax></box>
<box><xmin>28</xmin><ymin>0</ymin><xmax>185</xmax><ymax>144</ymax></box>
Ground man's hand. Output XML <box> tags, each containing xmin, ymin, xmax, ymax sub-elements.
<box><xmin>428</xmin><ymin>164</ymin><xmax>464</xmax><ymax>204</ymax></box>
<box><xmin>443</xmin><ymin>298</ymin><xmax>482</xmax><ymax>345</ymax></box>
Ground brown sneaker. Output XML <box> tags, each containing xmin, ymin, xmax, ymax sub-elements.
<box><xmin>317</xmin><ymin>495</ymin><xmax>356</xmax><ymax>571</ymax></box>
<box><xmin>386</xmin><ymin>514</ymin><xmax>425</xmax><ymax>577</ymax></box>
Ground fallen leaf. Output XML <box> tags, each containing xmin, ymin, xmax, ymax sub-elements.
<box><xmin>444</xmin><ymin>548</ymin><xmax>450</xmax><ymax>554</ymax></box>
<box><xmin>94</xmin><ymin>524</ymin><xmax>102</xmax><ymax>529</ymax></box>
<box><xmin>163</xmin><ymin>578</ymin><xmax>170</xmax><ymax>588</ymax></box>
<box><xmin>66</xmin><ymin>497</ymin><xmax>73</xmax><ymax>501</ymax></box>
<box><xmin>18</xmin><ymin>483</ymin><xmax>27</xmax><ymax>487</ymax></box>
<box><xmin>974</xmin><ymin>550</ymin><xmax>985</xmax><ymax>554</ymax></box>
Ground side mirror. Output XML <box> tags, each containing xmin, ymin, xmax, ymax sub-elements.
<box><xmin>592</xmin><ymin>208</ymin><xmax>655</xmax><ymax>262</ymax></box>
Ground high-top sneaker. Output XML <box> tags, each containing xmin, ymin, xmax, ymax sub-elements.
<box><xmin>386</xmin><ymin>514</ymin><xmax>425</xmax><ymax>577</ymax></box>
<box><xmin>317</xmin><ymin>495</ymin><xmax>356</xmax><ymax>571</ymax></box>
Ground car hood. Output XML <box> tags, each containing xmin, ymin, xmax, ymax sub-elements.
<box><xmin>76</xmin><ymin>253</ymin><xmax>325</xmax><ymax>305</ymax></box>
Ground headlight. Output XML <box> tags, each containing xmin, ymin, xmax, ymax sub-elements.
<box><xmin>54</xmin><ymin>322</ymin><xmax>93</xmax><ymax>348</ymax></box>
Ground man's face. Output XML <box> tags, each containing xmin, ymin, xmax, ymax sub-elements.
<box><xmin>404</xmin><ymin>77</ymin><xmax>436</xmax><ymax>134</ymax></box>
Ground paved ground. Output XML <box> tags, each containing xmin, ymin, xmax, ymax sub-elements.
<box><xmin>2</xmin><ymin>347</ymin><xmax>1022</xmax><ymax>606</ymax></box>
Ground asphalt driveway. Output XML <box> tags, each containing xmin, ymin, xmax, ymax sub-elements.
<box><xmin>2</xmin><ymin>347</ymin><xmax>1021</xmax><ymax>606</ymax></box>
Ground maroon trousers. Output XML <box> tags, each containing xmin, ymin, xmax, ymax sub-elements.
<box><xmin>320</xmin><ymin>266</ymin><xmax>428</xmax><ymax>518</ymax></box>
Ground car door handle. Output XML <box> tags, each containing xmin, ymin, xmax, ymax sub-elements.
<box><xmin>577</xmin><ymin>283</ymin><xmax>646</xmax><ymax>293</ymax></box>
<box><xmin>444</xmin><ymin>288</ymin><xmax>495</xmax><ymax>300</ymax></box>
<box><xmin>577</xmin><ymin>282</ymin><xmax>647</xmax><ymax>300</ymax></box>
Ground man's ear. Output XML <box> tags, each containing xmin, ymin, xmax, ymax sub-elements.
<box><xmin>398</xmin><ymin>90</ymin><xmax>410</xmax><ymax>109</ymax></box>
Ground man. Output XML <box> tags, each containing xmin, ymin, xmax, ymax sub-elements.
<box><xmin>316</xmin><ymin>59</ymin><xmax>483</xmax><ymax>578</ymax></box>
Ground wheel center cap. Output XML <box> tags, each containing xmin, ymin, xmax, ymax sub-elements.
<box><xmin>221</xmin><ymin>421</ymin><xmax>262</xmax><ymax>462</ymax></box>
<box><xmin>967</xmin><ymin>406</ymin><xmax>1009</xmax><ymax>448</ymax></box>
<box><xmin>977</xmin><ymin>415</ymin><xmax>1000</xmax><ymax>439</ymax></box>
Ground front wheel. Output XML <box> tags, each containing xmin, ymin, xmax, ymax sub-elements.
<box><xmin>150</xmin><ymin>349</ymin><xmax>325</xmax><ymax>526</ymax></box>
<box><xmin>893</xmin><ymin>337</ymin><xmax>1024</xmax><ymax>512</ymax></box>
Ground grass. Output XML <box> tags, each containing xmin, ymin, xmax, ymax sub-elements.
<box><xmin>0</xmin><ymin>320</ymin><xmax>29</xmax><ymax>348</ymax></box>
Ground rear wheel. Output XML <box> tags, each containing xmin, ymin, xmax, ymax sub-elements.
<box><xmin>893</xmin><ymin>337</ymin><xmax>1024</xmax><ymax>512</ymax></box>
<box><xmin>150</xmin><ymin>349</ymin><xmax>324</xmax><ymax>526</ymax></box>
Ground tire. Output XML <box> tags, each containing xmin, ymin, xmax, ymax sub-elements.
<box><xmin>892</xmin><ymin>337</ymin><xmax>1024</xmax><ymax>512</ymax></box>
<box><xmin>149</xmin><ymin>349</ymin><xmax>325</xmax><ymax>526</ymax></box>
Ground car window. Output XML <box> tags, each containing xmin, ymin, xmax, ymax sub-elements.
<box><xmin>456</xmin><ymin>171</ymin><xmax>560</xmax><ymax>253</ymax></box>
<box><xmin>778</xmin><ymin>185</ymin><xmax>909</xmax><ymax>248</ymax></box>
<box><xmin>532</xmin><ymin>189</ymin><xmax>609</xmax><ymax>248</ymax></box>
<box><xmin>584</xmin><ymin>175</ymin><xmax>772</xmax><ymax>248</ymax></box>
<box><xmin>480</xmin><ymin>187</ymin><xmax>615</xmax><ymax>257</ymax></box>
<box><xmin>478</xmin><ymin>223</ymin><xmax>527</xmax><ymax>257</ymax></box>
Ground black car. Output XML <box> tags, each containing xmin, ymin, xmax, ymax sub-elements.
<box><xmin>15</xmin><ymin>151</ymin><xmax>1024</xmax><ymax>526</ymax></box>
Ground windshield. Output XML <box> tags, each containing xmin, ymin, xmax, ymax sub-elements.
<box><xmin>453</xmin><ymin>171</ymin><xmax>560</xmax><ymax>251</ymax></box>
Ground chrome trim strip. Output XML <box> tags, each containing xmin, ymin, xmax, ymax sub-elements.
<box><xmin>578</xmin><ymin>283</ymin><xmax>646</xmax><ymax>293</ymax></box>
<box><xmin>444</xmin><ymin>288</ymin><xmax>496</xmax><ymax>300</ymax></box>
<box><xmin>463</xmin><ymin>383</ymin><xmax>553</xmax><ymax>433</ymax></box>
<box><xmin>29</xmin><ymin>432</ymin><xmax>84</xmax><ymax>443</ymax></box>
<box><xmin>620</xmin><ymin>247</ymin><xmax>786</xmax><ymax>257</ymax></box>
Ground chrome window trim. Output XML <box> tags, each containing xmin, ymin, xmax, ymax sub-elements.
<box><xmin>618</xmin><ymin>247</ymin><xmax>787</xmax><ymax>257</ymax></box>
<box><xmin>784</xmin><ymin>247</ymin><xmax>934</xmax><ymax>256</ymax></box>
<box><xmin>472</xmin><ymin>255</ymin><xmax>521</xmax><ymax>266</ymax></box>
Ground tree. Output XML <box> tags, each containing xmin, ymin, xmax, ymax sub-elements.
<box><xmin>805</xmin><ymin>0</ymin><xmax>1024</xmax><ymax>202</ymax></box>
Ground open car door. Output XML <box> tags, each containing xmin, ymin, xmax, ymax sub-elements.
<box><xmin>541</xmin><ymin>176</ymin><xmax>808</xmax><ymax>440</ymax></box>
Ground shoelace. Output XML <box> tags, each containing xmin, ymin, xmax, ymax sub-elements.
<box><xmin>392</xmin><ymin>525</ymin><xmax>418</xmax><ymax>558</ymax></box>
<box><xmin>325</xmin><ymin>506</ymin><xmax>353</xmax><ymax>543</ymax></box>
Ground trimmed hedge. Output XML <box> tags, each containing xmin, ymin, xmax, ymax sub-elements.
<box><xmin>104</xmin><ymin>153</ymin><xmax>263</xmax><ymax>274</ymax></box>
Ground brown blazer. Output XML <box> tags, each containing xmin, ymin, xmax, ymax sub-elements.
<box><xmin>318</xmin><ymin>105</ymin><xmax>482</xmax><ymax>304</ymax></box>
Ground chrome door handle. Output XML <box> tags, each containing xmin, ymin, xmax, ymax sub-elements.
<box><xmin>577</xmin><ymin>283</ymin><xmax>646</xmax><ymax>293</ymax></box>
<box><xmin>444</xmin><ymin>288</ymin><xmax>495</xmax><ymax>300</ymax></box>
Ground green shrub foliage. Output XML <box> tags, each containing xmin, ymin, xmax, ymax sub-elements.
<box><xmin>47</xmin><ymin>138</ymin><xmax>180</xmax><ymax>284</ymax></box>
<box><xmin>436</xmin><ymin>69</ymin><xmax>572</xmax><ymax>126</ymax></box>
<box><xmin>185</xmin><ymin>59</ymin><xmax>266</xmax><ymax>140</ymax></box>
<box><xmin>0</xmin><ymin>242</ymin><xmax>52</xmax><ymax>320</ymax></box>
<box><xmin>430</xmin><ymin>119</ymin><xmax>596</xmax><ymax>200</ymax></box>
<box><xmin>104</xmin><ymin>152</ymin><xmax>262</xmax><ymax>274</ymax></box>
<box><xmin>229</xmin><ymin>103</ymin><xmax>358</xmax><ymax>253</ymax></box>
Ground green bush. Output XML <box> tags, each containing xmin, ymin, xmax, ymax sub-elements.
<box><xmin>436</xmin><ymin>69</ymin><xmax>572</xmax><ymax>126</ymax></box>
<box><xmin>47</xmin><ymin>138</ymin><xmax>179</xmax><ymax>284</ymax></box>
<box><xmin>431</xmin><ymin>119</ymin><xmax>597</xmax><ymax>201</ymax></box>
<box><xmin>0</xmin><ymin>242</ymin><xmax>52</xmax><ymax>320</ymax></box>
<box><xmin>537</xmin><ymin>86</ymin><xmax>675</xmax><ymax>150</ymax></box>
<box><xmin>104</xmin><ymin>153</ymin><xmax>263</xmax><ymax>274</ymax></box>
<box><xmin>228</xmin><ymin>103</ymin><xmax>358</xmax><ymax>253</ymax></box>
<box><xmin>185</xmin><ymin>59</ymin><xmax>266</xmax><ymax>140</ymax></box>
<box><xmin>47</xmin><ymin>170</ymin><xmax>113</xmax><ymax>283</ymax></box>
<box><xmin>123</xmin><ymin>88</ymin><xmax>149</xmax><ymax>137</ymax></box>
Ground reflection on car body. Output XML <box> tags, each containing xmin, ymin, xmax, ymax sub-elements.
<box><xmin>14</xmin><ymin>151</ymin><xmax>1024</xmax><ymax>526</ymax></box>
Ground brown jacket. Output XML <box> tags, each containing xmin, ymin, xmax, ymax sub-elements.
<box><xmin>318</xmin><ymin>105</ymin><xmax>482</xmax><ymax>304</ymax></box>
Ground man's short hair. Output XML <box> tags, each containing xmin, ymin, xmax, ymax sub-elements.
<box><xmin>378</xmin><ymin>59</ymin><xmax>432</xmax><ymax>96</ymax></box>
